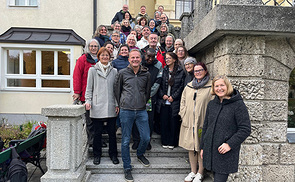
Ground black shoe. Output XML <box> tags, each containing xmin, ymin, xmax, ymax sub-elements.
<box><xmin>146</xmin><ymin>143</ymin><xmax>152</xmax><ymax>151</ymax></box>
<box><xmin>102</xmin><ymin>141</ymin><xmax>107</xmax><ymax>148</ymax></box>
<box><xmin>110</xmin><ymin>156</ymin><xmax>119</xmax><ymax>164</ymax></box>
<box><xmin>137</xmin><ymin>155</ymin><xmax>150</xmax><ymax>167</ymax></box>
<box><xmin>93</xmin><ymin>156</ymin><xmax>100</xmax><ymax>165</ymax></box>
<box><xmin>124</xmin><ymin>169</ymin><xmax>133</xmax><ymax>182</ymax></box>
<box><xmin>132</xmin><ymin>142</ymin><xmax>139</xmax><ymax>150</ymax></box>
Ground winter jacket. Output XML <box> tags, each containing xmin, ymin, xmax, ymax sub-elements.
<box><xmin>158</xmin><ymin>65</ymin><xmax>185</xmax><ymax>116</ymax></box>
<box><xmin>141</xmin><ymin>45</ymin><xmax>166</xmax><ymax>68</ymax></box>
<box><xmin>184</xmin><ymin>71</ymin><xmax>194</xmax><ymax>86</ymax></box>
<box><xmin>200</xmin><ymin>89</ymin><xmax>251</xmax><ymax>174</ymax></box>
<box><xmin>73</xmin><ymin>54</ymin><xmax>96</xmax><ymax>101</ymax></box>
<box><xmin>112</xmin><ymin>55</ymin><xmax>129</xmax><ymax>71</ymax></box>
<box><xmin>94</xmin><ymin>35</ymin><xmax>109</xmax><ymax>47</ymax></box>
<box><xmin>114</xmin><ymin>65</ymin><xmax>151</xmax><ymax>110</ymax></box>
<box><xmin>85</xmin><ymin>64</ymin><xmax>118</xmax><ymax>118</ymax></box>
<box><xmin>111</xmin><ymin>11</ymin><xmax>133</xmax><ymax>24</ymax></box>
<box><xmin>179</xmin><ymin>80</ymin><xmax>212</xmax><ymax>151</ymax></box>
<box><xmin>135</xmin><ymin>13</ymin><xmax>151</xmax><ymax>23</ymax></box>
<box><xmin>141</xmin><ymin>58</ymin><xmax>163</xmax><ymax>98</ymax></box>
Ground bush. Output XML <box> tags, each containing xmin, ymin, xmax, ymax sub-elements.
<box><xmin>0</xmin><ymin>119</ymin><xmax>35</xmax><ymax>149</ymax></box>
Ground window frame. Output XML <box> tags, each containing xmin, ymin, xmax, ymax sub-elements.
<box><xmin>0</xmin><ymin>44</ymin><xmax>74</xmax><ymax>92</ymax></box>
<box><xmin>175</xmin><ymin>0</ymin><xmax>195</xmax><ymax>19</ymax></box>
<box><xmin>8</xmin><ymin>0</ymin><xmax>38</xmax><ymax>7</ymax></box>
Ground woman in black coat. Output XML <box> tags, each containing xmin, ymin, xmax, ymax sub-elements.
<box><xmin>200</xmin><ymin>75</ymin><xmax>251</xmax><ymax>182</ymax></box>
<box><xmin>158</xmin><ymin>52</ymin><xmax>185</xmax><ymax>149</ymax></box>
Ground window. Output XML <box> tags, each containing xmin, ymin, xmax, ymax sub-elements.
<box><xmin>9</xmin><ymin>0</ymin><xmax>38</xmax><ymax>6</ymax></box>
<box><xmin>289</xmin><ymin>68</ymin><xmax>295</xmax><ymax>128</ymax></box>
<box><xmin>2</xmin><ymin>45</ymin><xmax>72</xmax><ymax>92</ymax></box>
<box><xmin>175</xmin><ymin>0</ymin><xmax>194</xmax><ymax>19</ymax></box>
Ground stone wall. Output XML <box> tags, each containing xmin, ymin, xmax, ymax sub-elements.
<box><xmin>196</xmin><ymin>34</ymin><xmax>295</xmax><ymax>181</ymax></box>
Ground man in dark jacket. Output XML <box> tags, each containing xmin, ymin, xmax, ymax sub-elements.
<box><xmin>132</xmin><ymin>48</ymin><xmax>163</xmax><ymax>151</ymax></box>
<box><xmin>111</xmin><ymin>4</ymin><xmax>133</xmax><ymax>26</ymax></box>
<box><xmin>114</xmin><ymin>49</ymin><xmax>151</xmax><ymax>182</ymax></box>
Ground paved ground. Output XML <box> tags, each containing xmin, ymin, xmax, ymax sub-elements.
<box><xmin>27</xmin><ymin>150</ymin><xmax>47</xmax><ymax>182</ymax></box>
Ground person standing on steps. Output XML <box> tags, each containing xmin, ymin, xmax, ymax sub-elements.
<box><xmin>179</xmin><ymin>62</ymin><xmax>213</xmax><ymax>182</ymax></box>
<box><xmin>114</xmin><ymin>49</ymin><xmax>151</xmax><ymax>182</ymax></box>
<box><xmin>200</xmin><ymin>75</ymin><xmax>251</xmax><ymax>182</ymax></box>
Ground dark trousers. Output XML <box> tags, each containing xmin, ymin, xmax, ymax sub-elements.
<box><xmin>92</xmin><ymin>117</ymin><xmax>118</xmax><ymax>158</ymax></box>
<box><xmin>132</xmin><ymin>103</ymin><xmax>155</xmax><ymax>143</ymax></box>
<box><xmin>213</xmin><ymin>172</ymin><xmax>229</xmax><ymax>182</ymax></box>
<box><xmin>160</xmin><ymin>105</ymin><xmax>181</xmax><ymax>146</ymax></box>
<box><xmin>81</xmin><ymin>101</ymin><xmax>94</xmax><ymax>145</ymax></box>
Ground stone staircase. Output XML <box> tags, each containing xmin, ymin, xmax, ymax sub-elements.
<box><xmin>86</xmin><ymin>133</ymin><xmax>213</xmax><ymax>182</ymax></box>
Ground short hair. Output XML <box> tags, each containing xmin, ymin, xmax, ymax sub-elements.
<box><xmin>118</xmin><ymin>44</ymin><xmax>130</xmax><ymax>55</ymax></box>
<box><xmin>129</xmin><ymin>49</ymin><xmax>142</xmax><ymax>57</ymax></box>
<box><xmin>93</xmin><ymin>25</ymin><xmax>108</xmax><ymax>37</ymax></box>
<box><xmin>176</xmin><ymin>46</ymin><xmax>188</xmax><ymax>58</ymax></box>
<box><xmin>97</xmin><ymin>47</ymin><xmax>111</xmax><ymax>58</ymax></box>
<box><xmin>112</xmin><ymin>30</ymin><xmax>121</xmax><ymax>35</ymax></box>
<box><xmin>160</xmin><ymin>23</ymin><xmax>169</xmax><ymax>32</ymax></box>
<box><xmin>165</xmin><ymin>35</ymin><xmax>174</xmax><ymax>42</ymax></box>
<box><xmin>126</xmin><ymin>34</ymin><xmax>138</xmax><ymax>45</ymax></box>
<box><xmin>103</xmin><ymin>41</ymin><xmax>114</xmax><ymax>48</ymax></box>
<box><xmin>174</xmin><ymin>38</ymin><xmax>184</xmax><ymax>46</ymax></box>
<box><xmin>146</xmin><ymin>48</ymin><xmax>156</xmax><ymax>55</ymax></box>
<box><xmin>154</xmin><ymin>11</ymin><xmax>161</xmax><ymax>19</ymax></box>
<box><xmin>194</xmin><ymin>62</ymin><xmax>209</xmax><ymax>76</ymax></box>
<box><xmin>141</xmin><ymin>26</ymin><xmax>150</xmax><ymax>33</ymax></box>
<box><xmin>158</xmin><ymin>5</ymin><xmax>164</xmax><ymax>10</ymax></box>
<box><xmin>140</xmin><ymin>5</ymin><xmax>146</xmax><ymax>9</ymax></box>
<box><xmin>84</xmin><ymin>39</ymin><xmax>100</xmax><ymax>54</ymax></box>
<box><xmin>139</xmin><ymin>17</ymin><xmax>148</xmax><ymax>26</ymax></box>
<box><xmin>211</xmin><ymin>75</ymin><xmax>234</xmax><ymax>96</ymax></box>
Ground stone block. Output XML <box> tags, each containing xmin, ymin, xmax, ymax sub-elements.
<box><xmin>245</xmin><ymin>123</ymin><xmax>262</xmax><ymax>144</ymax></box>
<box><xmin>239</xmin><ymin>144</ymin><xmax>263</xmax><ymax>165</ymax></box>
<box><xmin>265</xmin><ymin>37</ymin><xmax>295</xmax><ymax>70</ymax></box>
<box><xmin>244</xmin><ymin>101</ymin><xmax>264</xmax><ymax>121</ymax></box>
<box><xmin>227</xmin><ymin>55</ymin><xmax>264</xmax><ymax>77</ymax></box>
<box><xmin>228</xmin><ymin>166</ymin><xmax>262</xmax><ymax>182</ymax></box>
<box><xmin>264</xmin><ymin>80</ymin><xmax>289</xmax><ymax>101</ymax></box>
<box><xmin>200</xmin><ymin>46</ymin><xmax>214</xmax><ymax>65</ymax></box>
<box><xmin>262</xmin><ymin>165</ymin><xmax>295</xmax><ymax>182</ymax></box>
<box><xmin>261</xmin><ymin>122</ymin><xmax>287</xmax><ymax>142</ymax></box>
<box><xmin>214</xmin><ymin>36</ymin><xmax>265</xmax><ymax>58</ymax></box>
<box><xmin>264</xmin><ymin>57</ymin><xmax>291</xmax><ymax>81</ymax></box>
<box><xmin>213</xmin><ymin>55</ymin><xmax>230</xmax><ymax>76</ymax></box>
<box><xmin>261</xmin><ymin>143</ymin><xmax>280</xmax><ymax>164</ymax></box>
<box><xmin>280</xmin><ymin>143</ymin><xmax>295</xmax><ymax>164</ymax></box>
<box><xmin>263</xmin><ymin>101</ymin><xmax>288</xmax><ymax>121</ymax></box>
<box><xmin>42</xmin><ymin>104</ymin><xmax>85</xmax><ymax>117</ymax></box>
<box><xmin>230</xmin><ymin>79</ymin><xmax>264</xmax><ymax>100</ymax></box>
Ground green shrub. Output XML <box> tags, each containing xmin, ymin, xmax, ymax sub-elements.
<box><xmin>0</xmin><ymin>119</ymin><xmax>36</xmax><ymax>149</ymax></box>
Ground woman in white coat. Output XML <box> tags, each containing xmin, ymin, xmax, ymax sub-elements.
<box><xmin>85</xmin><ymin>47</ymin><xmax>119</xmax><ymax>165</ymax></box>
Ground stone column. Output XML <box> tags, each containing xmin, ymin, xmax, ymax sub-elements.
<box><xmin>41</xmin><ymin>105</ymin><xmax>90</xmax><ymax>182</ymax></box>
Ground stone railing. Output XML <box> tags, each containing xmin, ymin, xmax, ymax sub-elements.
<box><xmin>41</xmin><ymin>105</ymin><xmax>90</xmax><ymax>182</ymax></box>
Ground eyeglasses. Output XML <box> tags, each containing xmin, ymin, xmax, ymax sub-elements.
<box><xmin>112</xmin><ymin>35</ymin><xmax>119</xmax><ymax>37</ymax></box>
<box><xmin>194</xmin><ymin>69</ymin><xmax>204</xmax><ymax>73</ymax></box>
<box><xmin>89</xmin><ymin>45</ymin><xmax>98</xmax><ymax>48</ymax></box>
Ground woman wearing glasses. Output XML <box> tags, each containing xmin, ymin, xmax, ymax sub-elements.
<box><xmin>73</xmin><ymin>39</ymin><xmax>100</xmax><ymax>147</ymax></box>
<box><xmin>179</xmin><ymin>62</ymin><xmax>213</xmax><ymax>182</ymax></box>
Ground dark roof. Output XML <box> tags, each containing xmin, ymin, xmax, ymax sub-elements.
<box><xmin>0</xmin><ymin>27</ymin><xmax>85</xmax><ymax>46</ymax></box>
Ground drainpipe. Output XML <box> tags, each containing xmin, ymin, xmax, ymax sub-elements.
<box><xmin>93</xmin><ymin>0</ymin><xmax>97</xmax><ymax>34</ymax></box>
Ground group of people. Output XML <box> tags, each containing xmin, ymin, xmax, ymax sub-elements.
<box><xmin>72</xmin><ymin>4</ymin><xmax>251</xmax><ymax>182</ymax></box>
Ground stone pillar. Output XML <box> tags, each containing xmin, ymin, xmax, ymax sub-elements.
<box><xmin>179</xmin><ymin>12</ymin><xmax>191</xmax><ymax>39</ymax></box>
<box><xmin>41</xmin><ymin>105</ymin><xmax>90</xmax><ymax>182</ymax></box>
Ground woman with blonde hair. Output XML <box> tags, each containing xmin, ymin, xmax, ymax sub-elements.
<box><xmin>200</xmin><ymin>75</ymin><xmax>251</xmax><ymax>182</ymax></box>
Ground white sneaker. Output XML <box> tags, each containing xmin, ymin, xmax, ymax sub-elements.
<box><xmin>162</xmin><ymin>145</ymin><xmax>168</xmax><ymax>149</ymax></box>
<box><xmin>184</xmin><ymin>172</ymin><xmax>196</xmax><ymax>182</ymax></box>
<box><xmin>116</xmin><ymin>127</ymin><xmax>122</xmax><ymax>135</ymax></box>
<box><xmin>192</xmin><ymin>173</ymin><xmax>203</xmax><ymax>182</ymax></box>
<box><xmin>168</xmin><ymin>146</ymin><xmax>174</xmax><ymax>149</ymax></box>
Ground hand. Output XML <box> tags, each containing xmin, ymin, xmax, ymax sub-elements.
<box><xmin>115</xmin><ymin>107</ymin><xmax>120</xmax><ymax>115</ymax></box>
<box><xmin>72</xmin><ymin>93</ymin><xmax>80</xmax><ymax>100</ymax></box>
<box><xmin>163</xmin><ymin>95</ymin><xmax>169</xmax><ymax>100</ymax></box>
<box><xmin>218</xmin><ymin>143</ymin><xmax>231</xmax><ymax>154</ymax></box>
<box><xmin>200</xmin><ymin>149</ymin><xmax>203</xmax><ymax>159</ymax></box>
<box><xmin>85</xmin><ymin>103</ymin><xmax>91</xmax><ymax>110</ymax></box>
<box><xmin>168</xmin><ymin>96</ymin><xmax>173</xmax><ymax>102</ymax></box>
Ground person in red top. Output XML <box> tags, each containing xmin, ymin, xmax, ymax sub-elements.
<box><xmin>73</xmin><ymin>39</ymin><xmax>100</xmax><ymax>146</ymax></box>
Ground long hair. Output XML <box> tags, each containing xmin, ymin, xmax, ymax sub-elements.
<box><xmin>93</xmin><ymin>25</ymin><xmax>108</xmax><ymax>37</ymax></box>
<box><xmin>166</xmin><ymin>52</ymin><xmax>179</xmax><ymax>86</ymax></box>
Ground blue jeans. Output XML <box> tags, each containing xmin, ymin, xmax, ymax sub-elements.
<box><xmin>120</xmin><ymin>109</ymin><xmax>150</xmax><ymax>169</ymax></box>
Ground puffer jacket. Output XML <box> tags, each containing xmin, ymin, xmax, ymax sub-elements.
<box><xmin>114</xmin><ymin>65</ymin><xmax>151</xmax><ymax>110</ymax></box>
<box><xmin>112</xmin><ymin>55</ymin><xmax>129</xmax><ymax>71</ymax></box>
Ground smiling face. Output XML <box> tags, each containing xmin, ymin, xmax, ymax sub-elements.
<box><xmin>194</xmin><ymin>65</ymin><xmax>207</xmax><ymax>81</ymax></box>
<box><xmin>145</xmin><ymin>51</ymin><xmax>155</xmax><ymax>64</ymax></box>
<box><xmin>165</xmin><ymin>54</ymin><xmax>176</xmax><ymax>67</ymax></box>
<box><xmin>105</xmin><ymin>44</ymin><xmax>114</xmax><ymax>54</ymax></box>
<box><xmin>89</xmin><ymin>41</ymin><xmax>99</xmax><ymax>55</ymax></box>
<box><xmin>160</xmin><ymin>14</ymin><xmax>167</xmax><ymax>23</ymax></box>
<box><xmin>140</xmin><ymin>6</ymin><xmax>146</xmax><ymax>14</ymax></box>
<box><xmin>114</xmin><ymin>23</ymin><xmax>121</xmax><ymax>31</ymax></box>
<box><xmin>99</xmin><ymin>51</ymin><xmax>110</xmax><ymax>65</ymax></box>
<box><xmin>99</xmin><ymin>26</ymin><xmax>107</xmax><ymax>36</ymax></box>
<box><xmin>122</xmin><ymin>5</ymin><xmax>128</xmax><ymax>12</ymax></box>
<box><xmin>111</xmin><ymin>33</ymin><xmax>120</xmax><ymax>43</ymax></box>
<box><xmin>214</xmin><ymin>79</ymin><xmax>228</xmax><ymax>100</ymax></box>
<box><xmin>155</xmin><ymin>13</ymin><xmax>160</xmax><ymax>20</ymax></box>
<box><xmin>149</xmin><ymin>20</ymin><xmax>155</xmax><ymax>29</ymax></box>
<box><xmin>148</xmin><ymin>34</ymin><xmax>158</xmax><ymax>48</ymax></box>
<box><xmin>129</xmin><ymin>50</ymin><xmax>142</xmax><ymax>68</ymax></box>
<box><xmin>120</xmin><ymin>46</ymin><xmax>129</xmax><ymax>57</ymax></box>
<box><xmin>124</xmin><ymin>13</ymin><xmax>130</xmax><ymax>20</ymax></box>
<box><xmin>165</xmin><ymin>36</ymin><xmax>173</xmax><ymax>48</ymax></box>
<box><xmin>174</xmin><ymin>40</ymin><xmax>183</xmax><ymax>49</ymax></box>
<box><xmin>127</xmin><ymin>36</ymin><xmax>136</xmax><ymax>47</ymax></box>
<box><xmin>177</xmin><ymin>47</ymin><xmax>185</xmax><ymax>60</ymax></box>
<box><xmin>140</xmin><ymin>19</ymin><xmax>147</xmax><ymax>26</ymax></box>
<box><xmin>185</xmin><ymin>63</ymin><xmax>194</xmax><ymax>73</ymax></box>
<box><xmin>142</xmin><ymin>27</ymin><xmax>151</xmax><ymax>38</ymax></box>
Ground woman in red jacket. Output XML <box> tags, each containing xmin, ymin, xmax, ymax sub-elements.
<box><xmin>73</xmin><ymin>39</ymin><xmax>100</xmax><ymax>146</ymax></box>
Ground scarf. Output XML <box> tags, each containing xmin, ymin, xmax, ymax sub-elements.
<box><xmin>111</xmin><ymin>40</ymin><xmax>121</xmax><ymax>48</ymax></box>
<box><xmin>97</xmin><ymin>61</ymin><xmax>111</xmax><ymax>77</ymax></box>
<box><xmin>192</xmin><ymin>74</ymin><xmax>210</xmax><ymax>89</ymax></box>
<box><xmin>90</xmin><ymin>53</ymin><xmax>98</xmax><ymax>63</ymax></box>
<box><xmin>121</xmin><ymin>26</ymin><xmax>131</xmax><ymax>32</ymax></box>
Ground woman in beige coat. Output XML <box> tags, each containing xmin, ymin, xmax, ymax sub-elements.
<box><xmin>179</xmin><ymin>62</ymin><xmax>212</xmax><ymax>182</ymax></box>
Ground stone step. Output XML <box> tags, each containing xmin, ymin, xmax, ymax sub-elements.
<box><xmin>86</xmin><ymin>156</ymin><xmax>190</xmax><ymax>174</ymax></box>
<box><xmin>89</xmin><ymin>173</ymin><xmax>214</xmax><ymax>182</ymax></box>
